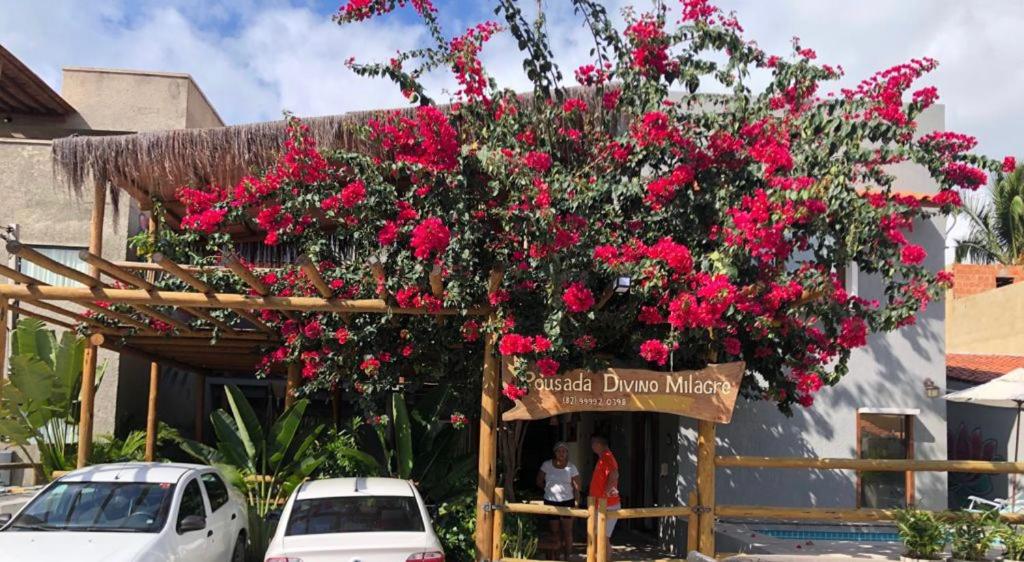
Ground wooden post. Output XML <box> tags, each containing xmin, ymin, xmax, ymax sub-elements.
<box><xmin>194</xmin><ymin>373</ymin><xmax>205</xmax><ymax>441</ymax></box>
<box><xmin>696</xmin><ymin>420</ymin><xmax>716</xmax><ymax>555</ymax></box>
<box><xmin>687</xmin><ymin>490</ymin><xmax>699</xmax><ymax>554</ymax></box>
<box><xmin>490</xmin><ymin>487</ymin><xmax>505</xmax><ymax>562</ymax></box>
<box><xmin>586</xmin><ymin>496</ymin><xmax>597</xmax><ymax>562</ymax></box>
<box><xmin>596</xmin><ymin>498</ymin><xmax>608</xmax><ymax>562</ymax></box>
<box><xmin>0</xmin><ymin>298</ymin><xmax>8</xmax><ymax>400</ymax></box>
<box><xmin>144</xmin><ymin>362</ymin><xmax>159</xmax><ymax>461</ymax></box>
<box><xmin>474</xmin><ymin>313</ymin><xmax>500</xmax><ymax>561</ymax></box>
<box><xmin>77</xmin><ymin>183</ymin><xmax>105</xmax><ymax>469</ymax></box>
<box><xmin>286</xmin><ymin>362</ymin><xmax>301</xmax><ymax>408</ymax></box>
<box><xmin>76</xmin><ymin>334</ymin><xmax>103</xmax><ymax>468</ymax></box>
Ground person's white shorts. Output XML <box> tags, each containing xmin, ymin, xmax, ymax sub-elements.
<box><xmin>605</xmin><ymin>504</ymin><xmax>620</xmax><ymax>537</ymax></box>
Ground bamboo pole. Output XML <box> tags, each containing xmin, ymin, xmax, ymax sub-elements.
<box><xmin>715</xmin><ymin>456</ymin><xmax>1024</xmax><ymax>473</ymax></box>
<box><xmin>474</xmin><ymin>311</ymin><xmax>501</xmax><ymax>562</ymax></box>
<box><xmin>194</xmin><ymin>373</ymin><xmax>206</xmax><ymax>440</ymax></box>
<box><xmin>491</xmin><ymin>488</ymin><xmax>505</xmax><ymax>562</ymax></box>
<box><xmin>77</xmin><ymin>182</ymin><xmax>105</xmax><ymax>469</ymax></box>
<box><xmin>586</xmin><ymin>497</ymin><xmax>597</xmax><ymax>562</ymax></box>
<box><xmin>0</xmin><ymin>263</ymin><xmax>41</xmax><ymax>285</ymax></box>
<box><xmin>145</xmin><ymin>362</ymin><xmax>159</xmax><ymax>461</ymax></box>
<box><xmin>502</xmin><ymin>503</ymin><xmax>589</xmax><ymax>518</ymax></box>
<box><xmin>0</xmin><ymin>299</ymin><xmax>8</xmax><ymax>400</ymax></box>
<box><xmin>696</xmin><ymin>420</ymin><xmax>716</xmax><ymax>556</ymax></box>
<box><xmin>297</xmin><ymin>256</ymin><xmax>334</xmax><ymax>298</ymax></box>
<box><xmin>596</xmin><ymin>498</ymin><xmax>608</xmax><ymax>562</ymax></box>
<box><xmin>7</xmin><ymin>241</ymin><xmax>98</xmax><ymax>287</ymax></box>
<box><xmin>686</xmin><ymin>490</ymin><xmax>699</xmax><ymax>554</ymax></box>
<box><xmin>8</xmin><ymin>305</ymin><xmax>76</xmax><ymax>330</ymax></box>
<box><xmin>286</xmin><ymin>362</ymin><xmax>301</xmax><ymax>408</ymax></box>
<box><xmin>614</xmin><ymin>506</ymin><xmax>692</xmax><ymax>519</ymax></box>
<box><xmin>0</xmin><ymin>284</ymin><xmax>490</xmax><ymax>316</ymax></box>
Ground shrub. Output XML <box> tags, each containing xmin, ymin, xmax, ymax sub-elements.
<box><xmin>894</xmin><ymin>508</ymin><xmax>946</xmax><ymax>560</ymax></box>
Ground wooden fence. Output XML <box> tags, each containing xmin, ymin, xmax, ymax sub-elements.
<box><xmin>486</xmin><ymin>456</ymin><xmax>1024</xmax><ymax>561</ymax></box>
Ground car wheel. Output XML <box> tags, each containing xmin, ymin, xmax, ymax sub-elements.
<box><xmin>231</xmin><ymin>533</ymin><xmax>246</xmax><ymax>562</ymax></box>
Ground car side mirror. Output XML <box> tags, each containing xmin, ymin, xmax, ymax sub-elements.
<box><xmin>0</xmin><ymin>513</ymin><xmax>12</xmax><ymax>528</ymax></box>
<box><xmin>178</xmin><ymin>515</ymin><xmax>206</xmax><ymax>533</ymax></box>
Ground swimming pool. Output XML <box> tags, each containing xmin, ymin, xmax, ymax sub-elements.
<box><xmin>753</xmin><ymin>528</ymin><xmax>900</xmax><ymax>542</ymax></box>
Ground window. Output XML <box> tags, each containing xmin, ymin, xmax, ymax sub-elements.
<box><xmin>8</xmin><ymin>482</ymin><xmax>173</xmax><ymax>533</ymax></box>
<box><xmin>285</xmin><ymin>496</ymin><xmax>425</xmax><ymax>535</ymax></box>
<box><xmin>201</xmin><ymin>473</ymin><xmax>229</xmax><ymax>512</ymax></box>
<box><xmin>857</xmin><ymin>412</ymin><xmax>914</xmax><ymax>508</ymax></box>
<box><xmin>15</xmin><ymin>245</ymin><xmax>88</xmax><ymax>287</ymax></box>
<box><xmin>176</xmin><ymin>479</ymin><xmax>206</xmax><ymax>533</ymax></box>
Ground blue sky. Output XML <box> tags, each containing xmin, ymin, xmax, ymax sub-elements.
<box><xmin>3</xmin><ymin>0</ymin><xmax>1021</xmax><ymax>161</ymax></box>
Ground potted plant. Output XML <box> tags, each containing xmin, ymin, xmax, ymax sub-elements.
<box><xmin>948</xmin><ymin>510</ymin><xmax>1000</xmax><ymax>562</ymax></box>
<box><xmin>1001</xmin><ymin>526</ymin><xmax>1024</xmax><ymax>562</ymax></box>
<box><xmin>894</xmin><ymin>508</ymin><xmax>947</xmax><ymax>561</ymax></box>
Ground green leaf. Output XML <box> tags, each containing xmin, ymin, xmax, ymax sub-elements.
<box><xmin>392</xmin><ymin>393</ymin><xmax>414</xmax><ymax>480</ymax></box>
<box><xmin>224</xmin><ymin>385</ymin><xmax>264</xmax><ymax>463</ymax></box>
<box><xmin>267</xmin><ymin>399</ymin><xmax>308</xmax><ymax>466</ymax></box>
<box><xmin>210</xmin><ymin>409</ymin><xmax>254</xmax><ymax>473</ymax></box>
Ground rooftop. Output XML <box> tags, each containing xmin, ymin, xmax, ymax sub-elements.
<box><xmin>59</xmin><ymin>462</ymin><xmax>208</xmax><ymax>484</ymax></box>
<box><xmin>0</xmin><ymin>44</ymin><xmax>75</xmax><ymax>117</ymax></box>
<box><xmin>296</xmin><ymin>477</ymin><xmax>417</xmax><ymax>500</ymax></box>
<box><xmin>947</xmin><ymin>353</ymin><xmax>1024</xmax><ymax>384</ymax></box>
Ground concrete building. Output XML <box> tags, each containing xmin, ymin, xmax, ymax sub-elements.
<box><xmin>0</xmin><ymin>44</ymin><xmax>223</xmax><ymax>479</ymax></box>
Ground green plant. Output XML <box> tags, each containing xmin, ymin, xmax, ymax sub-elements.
<box><xmin>176</xmin><ymin>385</ymin><xmax>325</xmax><ymax>560</ymax></box>
<box><xmin>334</xmin><ymin>386</ymin><xmax>473</xmax><ymax>503</ymax></box>
<box><xmin>433</xmin><ymin>492</ymin><xmax>477</xmax><ymax>562</ymax></box>
<box><xmin>314</xmin><ymin>422</ymin><xmax>369</xmax><ymax>478</ymax></box>
<box><xmin>89</xmin><ymin>423</ymin><xmax>181</xmax><ymax>464</ymax></box>
<box><xmin>502</xmin><ymin>514</ymin><xmax>539</xmax><ymax>560</ymax></box>
<box><xmin>949</xmin><ymin>510</ymin><xmax>1000</xmax><ymax>561</ymax></box>
<box><xmin>894</xmin><ymin>508</ymin><xmax>947</xmax><ymax>560</ymax></box>
<box><xmin>956</xmin><ymin>164</ymin><xmax>1024</xmax><ymax>264</ymax></box>
<box><xmin>0</xmin><ymin>318</ymin><xmax>102</xmax><ymax>479</ymax></box>
<box><xmin>1002</xmin><ymin>527</ymin><xmax>1024</xmax><ymax>561</ymax></box>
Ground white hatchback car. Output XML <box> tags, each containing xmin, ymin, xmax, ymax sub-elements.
<box><xmin>0</xmin><ymin>462</ymin><xmax>247</xmax><ymax>562</ymax></box>
<box><xmin>264</xmin><ymin>477</ymin><xmax>444</xmax><ymax>562</ymax></box>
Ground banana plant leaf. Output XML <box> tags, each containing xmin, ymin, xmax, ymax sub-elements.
<box><xmin>392</xmin><ymin>393</ymin><xmax>414</xmax><ymax>480</ymax></box>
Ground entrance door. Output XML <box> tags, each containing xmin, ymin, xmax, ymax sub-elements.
<box><xmin>629</xmin><ymin>413</ymin><xmax>660</xmax><ymax>533</ymax></box>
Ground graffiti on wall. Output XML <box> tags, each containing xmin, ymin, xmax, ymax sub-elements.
<box><xmin>948</xmin><ymin>422</ymin><xmax>1004</xmax><ymax>508</ymax></box>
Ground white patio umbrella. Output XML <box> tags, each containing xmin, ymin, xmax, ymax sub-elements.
<box><xmin>945</xmin><ymin>368</ymin><xmax>1024</xmax><ymax>509</ymax></box>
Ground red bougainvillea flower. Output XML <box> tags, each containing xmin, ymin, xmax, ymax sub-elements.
<box><xmin>942</xmin><ymin>162</ymin><xmax>988</xmax><ymax>190</ymax></box>
<box><xmin>409</xmin><ymin>217</ymin><xmax>451</xmax><ymax>260</ymax></box>
<box><xmin>340</xmin><ymin>180</ymin><xmax>367</xmax><ymax>208</ymax></box>
<box><xmin>900</xmin><ymin>244</ymin><xmax>927</xmax><ymax>265</ymax></box>
<box><xmin>499</xmin><ymin>333</ymin><xmax>534</xmax><ymax>355</ymax></box>
<box><xmin>302</xmin><ymin>320</ymin><xmax>324</xmax><ymax>339</ymax></box>
<box><xmin>502</xmin><ymin>383</ymin><xmax>527</xmax><ymax>401</ymax></box>
<box><xmin>796</xmin><ymin>371</ymin><xmax>823</xmax><ymax>394</ymax></box>
<box><xmin>536</xmin><ymin>357</ymin><xmax>560</xmax><ymax>377</ymax></box>
<box><xmin>335</xmin><ymin>326</ymin><xmax>350</xmax><ymax>345</ymax></box>
<box><xmin>523</xmin><ymin>151</ymin><xmax>553</xmax><ymax>173</ymax></box>
<box><xmin>838</xmin><ymin>317</ymin><xmax>868</xmax><ymax>349</ymax></box>
<box><xmin>562</xmin><ymin>282</ymin><xmax>595</xmax><ymax>313</ymax></box>
<box><xmin>639</xmin><ymin>339</ymin><xmax>669</xmax><ymax>366</ymax></box>
<box><xmin>360</xmin><ymin>356</ymin><xmax>381</xmax><ymax>376</ymax></box>
<box><xmin>1005</xmin><ymin>156</ymin><xmax>1018</xmax><ymax>173</ymax></box>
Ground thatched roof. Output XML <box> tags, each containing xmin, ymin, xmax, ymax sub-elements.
<box><xmin>51</xmin><ymin>110</ymin><xmax>410</xmax><ymax>220</ymax></box>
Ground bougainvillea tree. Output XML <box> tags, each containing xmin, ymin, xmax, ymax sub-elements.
<box><xmin>139</xmin><ymin>0</ymin><xmax>1007</xmax><ymax>414</ymax></box>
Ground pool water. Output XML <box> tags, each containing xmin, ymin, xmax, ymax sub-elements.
<box><xmin>753</xmin><ymin>528</ymin><xmax>900</xmax><ymax>542</ymax></box>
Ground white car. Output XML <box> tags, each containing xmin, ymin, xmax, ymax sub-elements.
<box><xmin>0</xmin><ymin>462</ymin><xmax>247</xmax><ymax>562</ymax></box>
<box><xmin>264</xmin><ymin>477</ymin><xmax>444</xmax><ymax>562</ymax></box>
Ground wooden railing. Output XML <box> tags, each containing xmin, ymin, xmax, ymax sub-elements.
<box><xmin>491</xmin><ymin>488</ymin><xmax>698</xmax><ymax>562</ymax></box>
<box><xmin>715</xmin><ymin>456</ymin><xmax>1024</xmax><ymax>525</ymax></box>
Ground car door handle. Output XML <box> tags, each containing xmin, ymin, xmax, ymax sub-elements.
<box><xmin>207</xmin><ymin>530</ymin><xmax>214</xmax><ymax>537</ymax></box>
<box><xmin>231</xmin><ymin>513</ymin><xmax>237</xmax><ymax>520</ymax></box>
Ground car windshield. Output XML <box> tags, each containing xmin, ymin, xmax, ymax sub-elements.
<box><xmin>7</xmin><ymin>481</ymin><xmax>174</xmax><ymax>533</ymax></box>
<box><xmin>286</xmin><ymin>496</ymin><xmax>425</xmax><ymax>535</ymax></box>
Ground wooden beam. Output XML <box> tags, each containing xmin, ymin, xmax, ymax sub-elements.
<box><xmin>78</xmin><ymin>182</ymin><xmax>105</xmax><ymax>469</ymax></box>
<box><xmin>696</xmin><ymin>420</ymin><xmax>716</xmax><ymax>556</ymax></box>
<box><xmin>17</xmin><ymin>300</ymin><xmax>123</xmax><ymax>334</ymax></box>
<box><xmin>0</xmin><ymin>299</ymin><xmax>8</xmax><ymax>401</ymax></box>
<box><xmin>120</xmin><ymin>333</ymin><xmax>274</xmax><ymax>343</ymax></box>
<box><xmin>145</xmin><ymin>362</ymin><xmax>159</xmax><ymax>462</ymax></box>
<box><xmin>429</xmin><ymin>265</ymin><xmax>444</xmax><ymax>298</ymax></box>
<box><xmin>79</xmin><ymin>250</ymin><xmax>155</xmax><ymax>290</ymax></box>
<box><xmin>714</xmin><ymin>505</ymin><xmax>1024</xmax><ymax>525</ymax></box>
<box><xmin>8</xmin><ymin>304</ymin><xmax>76</xmax><ymax>330</ymax></box>
<box><xmin>687</xmin><ymin>490</ymin><xmax>699</xmax><ymax>554</ymax></box>
<box><xmin>223</xmin><ymin>253</ymin><xmax>270</xmax><ymax>295</ymax></box>
<box><xmin>596</xmin><ymin>498</ymin><xmax>608</xmax><ymax>562</ymax></box>
<box><xmin>0</xmin><ymin>263</ymin><xmax>41</xmax><ymax>285</ymax></box>
<box><xmin>474</xmin><ymin>311</ymin><xmax>501</xmax><ymax>561</ymax></box>
<box><xmin>715</xmin><ymin>456</ymin><xmax>1024</xmax><ymax>473</ymax></box>
<box><xmin>6</xmin><ymin>241</ymin><xmax>97</xmax><ymax>287</ymax></box>
<box><xmin>81</xmin><ymin>302</ymin><xmax>156</xmax><ymax>333</ymax></box>
<box><xmin>491</xmin><ymin>488</ymin><xmax>505</xmax><ymax>562</ymax></box>
<box><xmin>0</xmin><ymin>284</ymin><xmax>491</xmax><ymax>315</ymax></box>
<box><xmin>297</xmin><ymin>256</ymin><xmax>333</xmax><ymax>298</ymax></box>
<box><xmin>153</xmin><ymin>253</ymin><xmax>273</xmax><ymax>334</ymax></box>
<box><xmin>286</xmin><ymin>362</ymin><xmax>301</xmax><ymax>408</ymax></box>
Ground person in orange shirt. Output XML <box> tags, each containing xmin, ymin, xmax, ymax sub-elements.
<box><xmin>589</xmin><ymin>434</ymin><xmax>620</xmax><ymax>556</ymax></box>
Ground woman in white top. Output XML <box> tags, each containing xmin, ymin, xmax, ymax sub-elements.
<box><xmin>536</xmin><ymin>441</ymin><xmax>581</xmax><ymax>561</ymax></box>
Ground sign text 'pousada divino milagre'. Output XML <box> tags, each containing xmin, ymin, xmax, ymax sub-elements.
<box><xmin>501</xmin><ymin>360</ymin><xmax>746</xmax><ymax>424</ymax></box>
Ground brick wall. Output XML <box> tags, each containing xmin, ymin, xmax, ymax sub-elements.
<box><xmin>951</xmin><ymin>263</ymin><xmax>1024</xmax><ymax>298</ymax></box>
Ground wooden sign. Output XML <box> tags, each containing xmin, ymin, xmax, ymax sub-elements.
<box><xmin>501</xmin><ymin>361</ymin><xmax>745</xmax><ymax>424</ymax></box>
